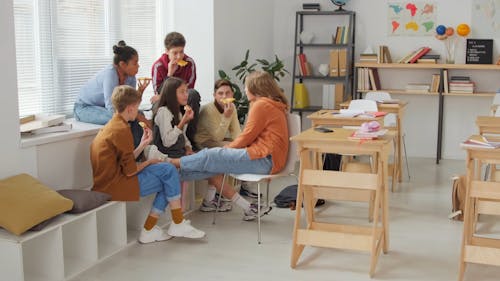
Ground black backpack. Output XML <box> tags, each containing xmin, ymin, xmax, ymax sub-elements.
<box><xmin>274</xmin><ymin>184</ymin><xmax>325</xmax><ymax>209</ymax></box>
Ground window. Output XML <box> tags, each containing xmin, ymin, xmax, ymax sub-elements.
<box><xmin>13</xmin><ymin>0</ymin><xmax>163</xmax><ymax>116</ymax></box>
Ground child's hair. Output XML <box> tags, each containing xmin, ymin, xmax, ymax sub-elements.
<box><xmin>164</xmin><ymin>32</ymin><xmax>186</xmax><ymax>49</ymax></box>
<box><xmin>214</xmin><ymin>79</ymin><xmax>232</xmax><ymax>92</ymax></box>
<box><xmin>245</xmin><ymin>71</ymin><xmax>289</xmax><ymax>109</ymax></box>
<box><xmin>111</xmin><ymin>85</ymin><xmax>141</xmax><ymax>113</ymax></box>
<box><xmin>112</xmin><ymin>40</ymin><xmax>138</xmax><ymax>65</ymax></box>
<box><xmin>154</xmin><ymin>77</ymin><xmax>187</xmax><ymax>126</ymax></box>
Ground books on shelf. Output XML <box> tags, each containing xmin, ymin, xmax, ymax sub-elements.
<box><xmin>322</xmin><ymin>84</ymin><xmax>344</xmax><ymax>110</ymax></box>
<box><xmin>334</xmin><ymin>26</ymin><xmax>349</xmax><ymax>44</ymax></box>
<box><xmin>430</xmin><ymin>74</ymin><xmax>441</xmax><ymax>93</ymax></box>
<box><xmin>461</xmin><ymin>135</ymin><xmax>500</xmax><ymax>149</ymax></box>
<box><xmin>330</xmin><ymin>49</ymin><xmax>339</xmax><ymax>77</ymax></box>
<box><xmin>359</xmin><ymin>53</ymin><xmax>378</xmax><ymax>62</ymax></box>
<box><xmin>443</xmin><ymin>69</ymin><xmax>449</xmax><ymax>93</ymax></box>
<box><xmin>338</xmin><ymin>48</ymin><xmax>347</xmax><ymax>76</ymax></box>
<box><xmin>417</xmin><ymin>58</ymin><xmax>437</xmax><ymax>64</ymax></box>
<box><xmin>297</xmin><ymin>53</ymin><xmax>311</xmax><ymax>76</ymax></box>
<box><xmin>357</xmin><ymin>67</ymin><xmax>381</xmax><ymax>91</ymax></box>
<box><xmin>398</xmin><ymin>47</ymin><xmax>431</xmax><ymax>64</ymax></box>
<box><xmin>378</xmin><ymin>45</ymin><xmax>392</xmax><ymax>63</ymax></box>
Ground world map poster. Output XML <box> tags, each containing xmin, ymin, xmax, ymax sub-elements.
<box><xmin>472</xmin><ymin>0</ymin><xmax>500</xmax><ymax>38</ymax></box>
<box><xmin>388</xmin><ymin>2</ymin><xmax>437</xmax><ymax>36</ymax></box>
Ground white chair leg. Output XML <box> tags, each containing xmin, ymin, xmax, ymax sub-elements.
<box><xmin>257</xmin><ymin>182</ymin><xmax>261</xmax><ymax>244</ymax></box>
<box><xmin>213</xmin><ymin>174</ymin><xmax>227</xmax><ymax>225</ymax></box>
<box><xmin>266</xmin><ymin>181</ymin><xmax>270</xmax><ymax>207</ymax></box>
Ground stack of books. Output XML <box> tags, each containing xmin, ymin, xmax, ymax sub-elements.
<box><xmin>449</xmin><ymin>76</ymin><xmax>474</xmax><ymax>94</ymax></box>
<box><xmin>359</xmin><ymin>53</ymin><xmax>378</xmax><ymax>62</ymax></box>
<box><xmin>357</xmin><ymin>68</ymin><xmax>381</xmax><ymax>91</ymax></box>
<box><xmin>20</xmin><ymin>114</ymin><xmax>72</xmax><ymax>135</ymax></box>
<box><xmin>406</xmin><ymin>83</ymin><xmax>430</xmax><ymax>93</ymax></box>
<box><xmin>417</xmin><ymin>54</ymin><xmax>440</xmax><ymax>64</ymax></box>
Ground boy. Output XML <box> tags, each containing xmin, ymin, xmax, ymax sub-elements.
<box><xmin>151</xmin><ymin>32</ymin><xmax>200</xmax><ymax>148</ymax></box>
<box><xmin>90</xmin><ymin>85</ymin><xmax>205</xmax><ymax>243</ymax></box>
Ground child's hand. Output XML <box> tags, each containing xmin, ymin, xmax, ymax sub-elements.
<box><xmin>182</xmin><ymin>106</ymin><xmax>194</xmax><ymax>122</ymax></box>
<box><xmin>137</xmin><ymin>78</ymin><xmax>151</xmax><ymax>94</ymax></box>
<box><xmin>148</xmin><ymin>158</ymin><xmax>163</xmax><ymax>165</ymax></box>
<box><xmin>223</xmin><ymin>102</ymin><xmax>235</xmax><ymax>118</ymax></box>
<box><xmin>140</xmin><ymin>127</ymin><xmax>153</xmax><ymax>146</ymax></box>
<box><xmin>167</xmin><ymin>59</ymin><xmax>179</xmax><ymax>76</ymax></box>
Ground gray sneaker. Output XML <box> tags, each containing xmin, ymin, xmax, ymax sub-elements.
<box><xmin>243</xmin><ymin>203</ymin><xmax>272</xmax><ymax>221</ymax></box>
<box><xmin>199</xmin><ymin>198</ymin><xmax>232</xmax><ymax>212</ymax></box>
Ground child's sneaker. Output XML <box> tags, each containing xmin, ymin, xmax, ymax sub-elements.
<box><xmin>243</xmin><ymin>203</ymin><xmax>272</xmax><ymax>221</ymax></box>
<box><xmin>239</xmin><ymin>183</ymin><xmax>262</xmax><ymax>199</ymax></box>
<box><xmin>199</xmin><ymin>198</ymin><xmax>232</xmax><ymax>212</ymax></box>
<box><xmin>138</xmin><ymin>225</ymin><xmax>173</xmax><ymax>244</ymax></box>
<box><xmin>167</xmin><ymin>219</ymin><xmax>205</xmax><ymax>239</ymax></box>
<box><xmin>215</xmin><ymin>192</ymin><xmax>231</xmax><ymax>202</ymax></box>
<box><xmin>144</xmin><ymin>145</ymin><xmax>170</xmax><ymax>162</ymax></box>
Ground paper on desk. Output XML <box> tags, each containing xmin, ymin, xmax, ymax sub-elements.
<box><xmin>335</xmin><ymin>109</ymin><xmax>365</xmax><ymax>117</ymax></box>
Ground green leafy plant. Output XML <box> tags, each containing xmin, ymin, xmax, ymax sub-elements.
<box><xmin>218</xmin><ymin>49</ymin><xmax>289</xmax><ymax>124</ymax></box>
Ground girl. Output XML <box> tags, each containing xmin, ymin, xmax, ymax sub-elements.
<box><xmin>74</xmin><ymin>40</ymin><xmax>149</xmax><ymax>125</ymax></box>
<box><xmin>170</xmin><ymin>71</ymin><xmax>289</xmax><ymax>221</ymax></box>
<box><xmin>153</xmin><ymin>77</ymin><xmax>195</xmax><ymax>158</ymax></box>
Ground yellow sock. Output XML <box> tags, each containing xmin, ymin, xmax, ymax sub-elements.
<box><xmin>143</xmin><ymin>215</ymin><xmax>158</xmax><ymax>230</ymax></box>
<box><xmin>171</xmin><ymin>208</ymin><xmax>184</xmax><ymax>224</ymax></box>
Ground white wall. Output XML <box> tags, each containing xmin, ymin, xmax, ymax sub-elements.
<box><xmin>0</xmin><ymin>0</ymin><xmax>24</xmax><ymax>179</ymax></box>
<box><xmin>171</xmin><ymin>0</ymin><xmax>215</xmax><ymax>104</ymax></box>
<box><xmin>214</xmin><ymin>0</ymin><xmax>275</xmax><ymax>93</ymax></box>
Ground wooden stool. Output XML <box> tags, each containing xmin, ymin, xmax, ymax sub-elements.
<box><xmin>458</xmin><ymin>142</ymin><xmax>500</xmax><ymax>281</ymax></box>
<box><xmin>290</xmin><ymin>128</ymin><xmax>392</xmax><ymax>277</ymax></box>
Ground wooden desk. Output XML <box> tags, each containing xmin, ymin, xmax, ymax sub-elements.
<box><xmin>458</xmin><ymin>139</ymin><xmax>500</xmax><ymax>281</ymax></box>
<box><xmin>476</xmin><ymin>116</ymin><xmax>500</xmax><ymax>135</ymax></box>
<box><xmin>341</xmin><ymin>101</ymin><xmax>408</xmax><ymax>183</ymax></box>
<box><xmin>290</xmin><ymin>128</ymin><xmax>393</xmax><ymax>277</ymax></box>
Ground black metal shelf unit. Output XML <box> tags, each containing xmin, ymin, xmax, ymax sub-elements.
<box><xmin>290</xmin><ymin>10</ymin><xmax>356</xmax><ymax>114</ymax></box>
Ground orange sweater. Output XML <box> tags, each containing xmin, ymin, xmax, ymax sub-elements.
<box><xmin>228</xmin><ymin>97</ymin><xmax>288</xmax><ymax>174</ymax></box>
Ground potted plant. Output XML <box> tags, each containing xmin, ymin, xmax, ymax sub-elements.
<box><xmin>218</xmin><ymin>49</ymin><xmax>289</xmax><ymax>124</ymax></box>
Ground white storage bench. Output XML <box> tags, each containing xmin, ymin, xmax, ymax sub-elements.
<box><xmin>0</xmin><ymin>201</ymin><xmax>127</xmax><ymax>281</ymax></box>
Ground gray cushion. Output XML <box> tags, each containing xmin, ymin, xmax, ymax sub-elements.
<box><xmin>57</xmin><ymin>189</ymin><xmax>111</xmax><ymax>214</ymax></box>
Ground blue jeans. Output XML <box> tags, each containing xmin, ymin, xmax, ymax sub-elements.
<box><xmin>179</xmin><ymin>147</ymin><xmax>272</xmax><ymax>181</ymax></box>
<box><xmin>74</xmin><ymin>102</ymin><xmax>113</xmax><ymax>125</ymax></box>
<box><xmin>138</xmin><ymin>162</ymin><xmax>181</xmax><ymax>214</ymax></box>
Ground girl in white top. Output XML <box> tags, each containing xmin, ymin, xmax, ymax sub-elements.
<box><xmin>152</xmin><ymin>77</ymin><xmax>195</xmax><ymax>158</ymax></box>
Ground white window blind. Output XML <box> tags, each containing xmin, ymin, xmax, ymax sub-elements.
<box><xmin>13</xmin><ymin>0</ymin><xmax>161</xmax><ymax>116</ymax></box>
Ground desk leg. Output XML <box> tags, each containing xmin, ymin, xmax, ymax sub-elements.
<box><xmin>381</xmin><ymin>151</ymin><xmax>390</xmax><ymax>253</ymax></box>
<box><xmin>458</xmin><ymin>154</ymin><xmax>474</xmax><ymax>281</ymax></box>
<box><xmin>397</xmin><ymin>116</ymin><xmax>403</xmax><ymax>182</ymax></box>
<box><xmin>291</xmin><ymin>149</ymin><xmax>309</xmax><ymax>268</ymax></box>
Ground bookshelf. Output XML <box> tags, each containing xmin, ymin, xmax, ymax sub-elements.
<box><xmin>291</xmin><ymin>10</ymin><xmax>356</xmax><ymax>114</ymax></box>
<box><xmin>354</xmin><ymin>62</ymin><xmax>500</xmax><ymax>163</ymax></box>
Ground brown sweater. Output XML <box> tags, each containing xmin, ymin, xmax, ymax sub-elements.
<box><xmin>90</xmin><ymin>114</ymin><xmax>139</xmax><ymax>201</ymax></box>
<box><xmin>228</xmin><ymin>97</ymin><xmax>288</xmax><ymax>174</ymax></box>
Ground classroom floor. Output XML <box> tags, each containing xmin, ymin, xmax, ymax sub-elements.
<box><xmin>70</xmin><ymin>158</ymin><xmax>500</xmax><ymax>281</ymax></box>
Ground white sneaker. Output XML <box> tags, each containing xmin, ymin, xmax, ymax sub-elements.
<box><xmin>144</xmin><ymin>145</ymin><xmax>169</xmax><ymax>162</ymax></box>
<box><xmin>167</xmin><ymin>219</ymin><xmax>205</xmax><ymax>239</ymax></box>
<box><xmin>138</xmin><ymin>225</ymin><xmax>173</xmax><ymax>244</ymax></box>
